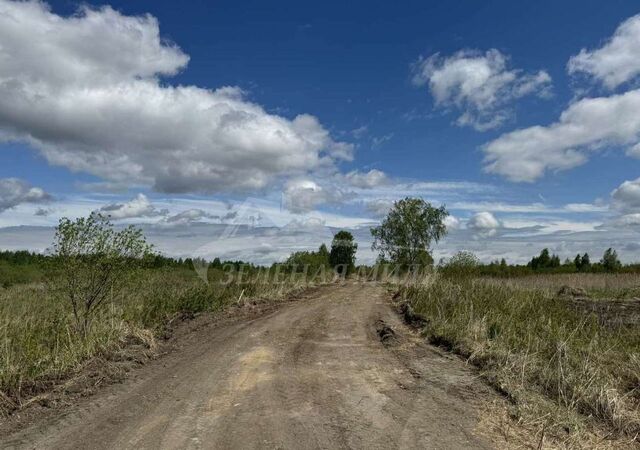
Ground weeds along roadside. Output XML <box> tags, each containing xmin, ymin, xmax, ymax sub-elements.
<box><xmin>0</xmin><ymin>267</ymin><xmax>313</xmax><ymax>409</ymax></box>
<box><xmin>395</xmin><ymin>273</ymin><xmax>640</xmax><ymax>446</ymax></box>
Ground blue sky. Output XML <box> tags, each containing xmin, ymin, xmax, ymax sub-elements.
<box><xmin>1</xmin><ymin>0</ymin><xmax>640</xmax><ymax>263</ymax></box>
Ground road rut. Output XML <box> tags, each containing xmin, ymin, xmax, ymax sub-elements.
<box><xmin>4</xmin><ymin>283</ymin><xmax>495</xmax><ymax>449</ymax></box>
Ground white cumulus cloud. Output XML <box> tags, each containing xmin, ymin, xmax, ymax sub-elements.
<box><xmin>0</xmin><ymin>178</ymin><xmax>50</xmax><ymax>212</ymax></box>
<box><xmin>610</xmin><ymin>213</ymin><xmax>640</xmax><ymax>227</ymax></box>
<box><xmin>483</xmin><ymin>88</ymin><xmax>640</xmax><ymax>182</ymax></box>
<box><xmin>98</xmin><ymin>193</ymin><xmax>167</xmax><ymax>220</ymax></box>
<box><xmin>344</xmin><ymin>169</ymin><xmax>388</xmax><ymax>189</ymax></box>
<box><xmin>485</xmin><ymin>14</ymin><xmax>640</xmax><ymax>183</ymax></box>
<box><xmin>163</xmin><ymin>209</ymin><xmax>218</xmax><ymax>226</ymax></box>
<box><xmin>626</xmin><ymin>142</ymin><xmax>640</xmax><ymax>158</ymax></box>
<box><xmin>0</xmin><ymin>0</ymin><xmax>352</xmax><ymax>194</ymax></box>
<box><xmin>412</xmin><ymin>49</ymin><xmax>551</xmax><ymax>130</ymax></box>
<box><xmin>611</xmin><ymin>177</ymin><xmax>640</xmax><ymax>213</ymax></box>
<box><xmin>568</xmin><ymin>14</ymin><xmax>640</xmax><ymax>89</ymax></box>
<box><xmin>467</xmin><ymin>211</ymin><xmax>500</xmax><ymax>237</ymax></box>
<box><xmin>282</xmin><ymin>179</ymin><xmax>345</xmax><ymax>214</ymax></box>
<box><xmin>444</xmin><ymin>215</ymin><xmax>460</xmax><ymax>230</ymax></box>
<box><xmin>365</xmin><ymin>199</ymin><xmax>394</xmax><ymax>218</ymax></box>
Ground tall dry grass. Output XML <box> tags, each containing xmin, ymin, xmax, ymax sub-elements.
<box><xmin>0</xmin><ymin>267</ymin><xmax>311</xmax><ymax>403</ymax></box>
<box><xmin>398</xmin><ymin>274</ymin><xmax>640</xmax><ymax>446</ymax></box>
<box><xmin>484</xmin><ymin>272</ymin><xmax>640</xmax><ymax>299</ymax></box>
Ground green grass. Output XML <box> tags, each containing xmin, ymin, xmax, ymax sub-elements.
<box><xmin>399</xmin><ymin>275</ymin><xmax>640</xmax><ymax>446</ymax></box>
<box><xmin>0</xmin><ymin>261</ymin><xmax>45</xmax><ymax>288</ymax></box>
<box><xmin>0</xmin><ymin>267</ymin><xmax>309</xmax><ymax>403</ymax></box>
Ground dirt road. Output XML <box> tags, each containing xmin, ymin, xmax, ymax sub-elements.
<box><xmin>4</xmin><ymin>283</ymin><xmax>496</xmax><ymax>449</ymax></box>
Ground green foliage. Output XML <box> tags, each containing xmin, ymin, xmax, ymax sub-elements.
<box><xmin>601</xmin><ymin>248</ymin><xmax>621</xmax><ymax>272</ymax></box>
<box><xmin>370</xmin><ymin>197</ymin><xmax>448</xmax><ymax>270</ymax></box>
<box><xmin>479</xmin><ymin>247</ymin><xmax>627</xmax><ymax>276</ymax></box>
<box><xmin>0</xmin><ymin>250</ymin><xmax>48</xmax><ymax>287</ymax></box>
<box><xmin>50</xmin><ymin>213</ymin><xmax>154</xmax><ymax>335</ymax></box>
<box><xmin>0</xmin><ymin>250</ymin><xmax>47</xmax><ymax>265</ymax></box>
<box><xmin>528</xmin><ymin>248</ymin><xmax>561</xmax><ymax>270</ymax></box>
<box><xmin>285</xmin><ymin>243</ymin><xmax>331</xmax><ymax>275</ymax></box>
<box><xmin>573</xmin><ymin>254</ymin><xmax>582</xmax><ymax>270</ymax></box>
<box><xmin>573</xmin><ymin>253</ymin><xmax>591</xmax><ymax>272</ymax></box>
<box><xmin>329</xmin><ymin>231</ymin><xmax>357</xmax><ymax>275</ymax></box>
<box><xmin>0</xmin><ymin>260</ymin><xmax>44</xmax><ymax>288</ymax></box>
<box><xmin>439</xmin><ymin>251</ymin><xmax>480</xmax><ymax>278</ymax></box>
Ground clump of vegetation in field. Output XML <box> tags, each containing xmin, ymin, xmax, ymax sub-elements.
<box><xmin>398</xmin><ymin>274</ymin><xmax>640</xmax><ymax>446</ymax></box>
<box><xmin>0</xmin><ymin>251</ymin><xmax>47</xmax><ymax>288</ymax></box>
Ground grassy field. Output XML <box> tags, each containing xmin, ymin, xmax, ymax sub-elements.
<box><xmin>484</xmin><ymin>273</ymin><xmax>640</xmax><ymax>300</ymax></box>
<box><xmin>398</xmin><ymin>273</ymin><xmax>640</xmax><ymax>447</ymax></box>
<box><xmin>0</xmin><ymin>267</ymin><xmax>310</xmax><ymax>407</ymax></box>
<box><xmin>0</xmin><ymin>260</ymin><xmax>45</xmax><ymax>289</ymax></box>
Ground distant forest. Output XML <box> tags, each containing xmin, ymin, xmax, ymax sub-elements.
<box><xmin>1</xmin><ymin>245</ymin><xmax>639</xmax><ymax>288</ymax></box>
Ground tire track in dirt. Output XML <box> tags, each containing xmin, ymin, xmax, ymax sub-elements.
<box><xmin>3</xmin><ymin>283</ymin><xmax>497</xmax><ymax>449</ymax></box>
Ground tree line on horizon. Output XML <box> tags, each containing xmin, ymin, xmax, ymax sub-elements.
<box><xmin>1</xmin><ymin>197</ymin><xmax>639</xmax><ymax>289</ymax></box>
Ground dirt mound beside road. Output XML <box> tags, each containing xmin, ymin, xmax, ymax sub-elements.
<box><xmin>557</xmin><ymin>285</ymin><xmax>640</xmax><ymax>327</ymax></box>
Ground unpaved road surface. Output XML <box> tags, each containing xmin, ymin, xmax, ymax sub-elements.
<box><xmin>4</xmin><ymin>283</ymin><xmax>496</xmax><ymax>449</ymax></box>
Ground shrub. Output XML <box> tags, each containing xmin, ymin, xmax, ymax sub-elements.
<box><xmin>439</xmin><ymin>251</ymin><xmax>480</xmax><ymax>278</ymax></box>
<box><xmin>49</xmin><ymin>214</ymin><xmax>153</xmax><ymax>336</ymax></box>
